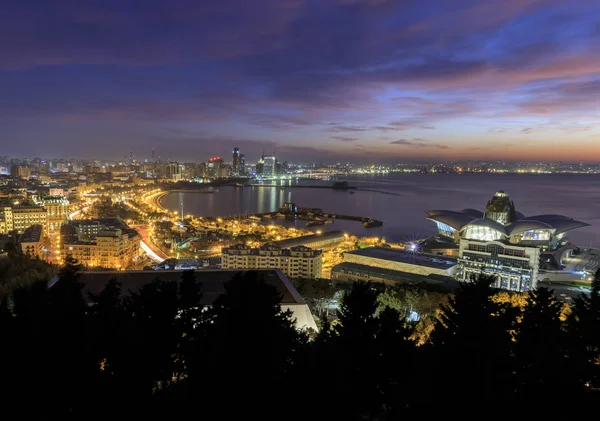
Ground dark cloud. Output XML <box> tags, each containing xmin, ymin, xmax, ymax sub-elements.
<box><xmin>521</xmin><ymin>128</ymin><xmax>533</xmax><ymax>134</ymax></box>
<box><xmin>389</xmin><ymin>138</ymin><xmax>449</xmax><ymax>149</ymax></box>
<box><xmin>330</xmin><ymin>136</ymin><xmax>358</xmax><ymax>142</ymax></box>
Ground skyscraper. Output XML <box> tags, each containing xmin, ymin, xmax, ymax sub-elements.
<box><xmin>239</xmin><ymin>153</ymin><xmax>245</xmax><ymax>176</ymax></box>
<box><xmin>232</xmin><ymin>147</ymin><xmax>240</xmax><ymax>175</ymax></box>
<box><xmin>262</xmin><ymin>155</ymin><xmax>277</xmax><ymax>178</ymax></box>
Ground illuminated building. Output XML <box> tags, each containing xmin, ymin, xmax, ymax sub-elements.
<box><xmin>19</xmin><ymin>224</ymin><xmax>44</xmax><ymax>258</ymax></box>
<box><xmin>39</xmin><ymin>161</ymin><xmax>50</xmax><ymax>176</ymax></box>
<box><xmin>10</xmin><ymin>165</ymin><xmax>31</xmax><ymax>179</ymax></box>
<box><xmin>221</xmin><ymin>243</ymin><xmax>323</xmax><ymax>279</ymax></box>
<box><xmin>166</xmin><ymin>162</ymin><xmax>182</xmax><ymax>180</ymax></box>
<box><xmin>60</xmin><ymin>218</ymin><xmax>140</xmax><ymax>269</ymax></box>
<box><xmin>232</xmin><ymin>147</ymin><xmax>241</xmax><ymax>175</ymax></box>
<box><xmin>0</xmin><ymin>206</ymin><xmax>48</xmax><ymax>234</ymax></box>
<box><xmin>426</xmin><ymin>191</ymin><xmax>590</xmax><ymax>292</ymax></box>
<box><xmin>239</xmin><ymin>153</ymin><xmax>245</xmax><ymax>176</ymax></box>
<box><xmin>41</xmin><ymin>196</ymin><xmax>70</xmax><ymax>233</ymax></box>
<box><xmin>257</xmin><ymin>155</ymin><xmax>277</xmax><ymax>178</ymax></box>
<box><xmin>206</xmin><ymin>157</ymin><xmax>224</xmax><ymax>179</ymax></box>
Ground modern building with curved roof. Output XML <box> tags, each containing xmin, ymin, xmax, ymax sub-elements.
<box><xmin>425</xmin><ymin>191</ymin><xmax>590</xmax><ymax>292</ymax></box>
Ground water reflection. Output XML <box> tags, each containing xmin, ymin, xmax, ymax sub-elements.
<box><xmin>161</xmin><ymin>174</ymin><xmax>600</xmax><ymax>245</ymax></box>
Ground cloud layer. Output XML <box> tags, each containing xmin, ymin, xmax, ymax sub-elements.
<box><xmin>1</xmin><ymin>0</ymin><xmax>599</xmax><ymax>162</ymax></box>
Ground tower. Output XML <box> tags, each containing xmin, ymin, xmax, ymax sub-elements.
<box><xmin>232</xmin><ymin>147</ymin><xmax>240</xmax><ymax>175</ymax></box>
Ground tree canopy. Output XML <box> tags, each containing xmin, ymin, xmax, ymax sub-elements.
<box><xmin>1</xmin><ymin>269</ymin><xmax>600</xmax><ymax>419</ymax></box>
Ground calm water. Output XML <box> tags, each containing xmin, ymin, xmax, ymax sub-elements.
<box><xmin>160</xmin><ymin>174</ymin><xmax>600</xmax><ymax>246</ymax></box>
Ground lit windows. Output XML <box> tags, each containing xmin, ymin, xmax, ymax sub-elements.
<box><xmin>463</xmin><ymin>226</ymin><xmax>504</xmax><ymax>241</ymax></box>
<box><xmin>521</xmin><ymin>229</ymin><xmax>551</xmax><ymax>241</ymax></box>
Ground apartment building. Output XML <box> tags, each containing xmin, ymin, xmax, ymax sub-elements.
<box><xmin>1</xmin><ymin>206</ymin><xmax>48</xmax><ymax>234</ymax></box>
<box><xmin>221</xmin><ymin>243</ymin><xmax>323</xmax><ymax>279</ymax></box>
<box><xmin>60</xmin><ymin>218</ymin><xmax>140</xmax><ymax>269</ymax></box>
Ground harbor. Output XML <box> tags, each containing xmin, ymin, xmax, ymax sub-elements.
<box><xmin>218</xmin><ymin>203</ymin><xmax>384</xmax><ymax>229</ymax></box>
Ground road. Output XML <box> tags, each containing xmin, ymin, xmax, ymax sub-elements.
<box><xmin>133</xmin><ymin>225</ymin><xmax>168</xmax><ymax>263</ymax></box>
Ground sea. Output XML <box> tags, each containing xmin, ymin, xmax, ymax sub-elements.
<box><xmin>159</xmin><ymin>173</ymin><xmax>600</xmax><ymax>247</ymax></box>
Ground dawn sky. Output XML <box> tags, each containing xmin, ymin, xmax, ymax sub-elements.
<box><xmin>1</xmin><ymin>0</ymin><xmax>600</xmax><ymax>163</ymax></box>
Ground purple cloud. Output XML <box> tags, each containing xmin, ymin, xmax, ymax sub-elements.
<box><xmin>1</xmin><ymin>0</ymin><xmax>600</xmax><ymax>161</ymax></box>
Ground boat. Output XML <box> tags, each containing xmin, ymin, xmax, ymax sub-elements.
<box><xmin>306</xmin><ymin>219</ymin><xmax>326</xmax><ymax>227</ymax></box>
<box><xmin>275</xmin><ymin>212</ymin><xmax>286</xmax><ymax>218</ymax></box>
<box><xmin>248</xmin><ymin>215</ymin><xmax>261</xmax><ymax>221</ymax></box>
<box><xmin>324</xmin><ymin>219</ymin><xmax>334</xmax><ymax>225</ymax></box>
<box><xmin>363</xmin><ymin>219</ymin><xmax>383</xmax><ymax>228</ymax></box>
<box><xmin>262</xmin><ymin>214</ymin><xmax>272</xmax><ymax>220</ymax></box>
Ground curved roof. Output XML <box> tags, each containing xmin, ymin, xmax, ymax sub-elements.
<box><xmin>427</xmin><ymin>207</ymin><xmax>590</xmax><ymax>237</ymax></box>
<box><xmin>507</xmin><ymin>220</ymin><xmax>554</xmax><ymax>236</ymax></box>
<box><xmin>460</xmin><ymin>208</ymin><xmax>484</xmax><ymax>219</ymax></box>
<box><xmin>524</xmin><ymin>215</ymin><xmax>590</xmax><ymax>234</ymax></box>
<box><xmin>461</xmin><ymin>218</ymin><xmax>508</xmax><ymax>236</ymax></box>
<box><xmin>425</xmin><ymin>210</ymin><xmax>476</xmax><ymax>230</ymax></box>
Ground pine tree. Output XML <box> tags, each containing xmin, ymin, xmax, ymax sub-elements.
<box><xmin>186</xmin><ymin>271</ymin><xmax>308</xmax><ymax>418</ymax></box>
<box><xmin>513</xmin><ymin>287</ymin><xmax>573</xmax><ymax>401</ymax></box>
<box><xmin>427</xmin><ymin>274</ymin><xmax>518</xmax><ymax>403</ymax></box>
<box><xmin>565</xmin><ymin>268</ymin><xmax>600</xmax><ymax>394</ymax></box>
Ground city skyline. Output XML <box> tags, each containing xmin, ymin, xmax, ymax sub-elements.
<box><xmin>2</xmin><ymin>0</ymin><xmax>600</xmax><ymax>162</ymax></box>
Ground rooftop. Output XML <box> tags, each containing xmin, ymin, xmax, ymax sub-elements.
<box><xmin>332</xmin><ymin>262</ymin><xmax>459</xmax><ymax>289</ymax></box>
<box><xmin>71</xmin><ymin>269</ymin><xmax>303</xmax><ymax>305</ymax></box>
<box><xmin>19</xmin><ymin>224</ymin><xmax>43</xmax><ymax>243</ymax></box>
<box><xmin>223</xmin><ymin>243</ymin><xmax>322</xmax><ymax>256</ymax></box>
<box><xmin>273</xmin><ymin>230</ymin><xmax>345</xmax><ymax>248</ymax></box>
<box><xmin>344</xmin><ymin>247</ymin><xmax>458</xmax><ymax>270</ymax></box>
<box><xmin>426</xmin><ymin>191</ymin><xmax>589</xmax><ymax>236</ymax></box>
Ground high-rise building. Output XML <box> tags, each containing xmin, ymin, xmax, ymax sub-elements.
<box><xmin>232</xmin><ymin>147</ymin><xmax>240</xmax><ymax>175</ymax></box>
<box><xmin>221</xmin><ymin>243</ymin><xmax>323</xmax><ymax>279</ymax></box>
<box><xmin>39</xmin><ymin>161</ymin><xmax>50</xmax><ymax>176</ymax></box>
<box><xmin>206</xmin><ymin>157</ymin><xmax>224</xmax><ymax>179</ymax></box>
<box><xmin>239</xmin><ymin>154</ymin><xmax>245</xmax><ymax>176</ymax></box>
<box><xmin>426</xmin><ymin>190</ymin><xmax>590</xmax><ymax>292</ymax></box>
<box><xmin>10</xmin><ymin>165</ymin><xmax>31</xmax><ymax>179</ymax></box>
<box><xmin>165</xmin><ymin>162</ymin><xmax>182</xmax><ymax>180</ymax></box>
<box><xmin>257</xmin><ymin>155</ymin><xmax>277</xmax><ymax>178</ymax></box>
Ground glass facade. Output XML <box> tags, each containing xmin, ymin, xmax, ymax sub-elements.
<box><xmin>435</xmin><ymin>221</ymin><xmax>456</xmax><ymax>238</ymax></box>
<box><xmin>520</xmin><ymin>229</ymin><xmax>551</xmax><ymax>241</ymax></box>
<box><xmin>463</xmin><ymin>225</ymin><xmax>504</xmax><ymax>241</ymax></box>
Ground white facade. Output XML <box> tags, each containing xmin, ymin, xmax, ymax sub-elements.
<box><xmin>458</xmin><ymin>239</ymin><xmax>539</xmax><ymax>292</ymax></box>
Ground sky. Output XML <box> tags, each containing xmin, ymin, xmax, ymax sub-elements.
<box><xmin>1</xmin><ymin>0</ymin><xmax>600</xmax><ymax>164</ymax></box>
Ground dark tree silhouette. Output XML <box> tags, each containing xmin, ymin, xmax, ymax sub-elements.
<box><xmin>513</xmin><ymin>287</ymin><xmax>576</xmax><ymax>401</ymax></box>
<box><xmin>427</xmin><ymin>274</ymin><xmax>518</xmax><ymax>403</ymax></box>
<box><xmin>312</xmin><ymin>281</ymin><xmax>397</xmax><ymax>419</ymax></box>
<box><xmin>565</xmin><ymin>268</ymin><xmax>600</xmax><ymax>393</ymax></box>
<box><xmin>183</xmin><ymin>271</ymin><xmax>308</xmax><ymax>419</ymax></box>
